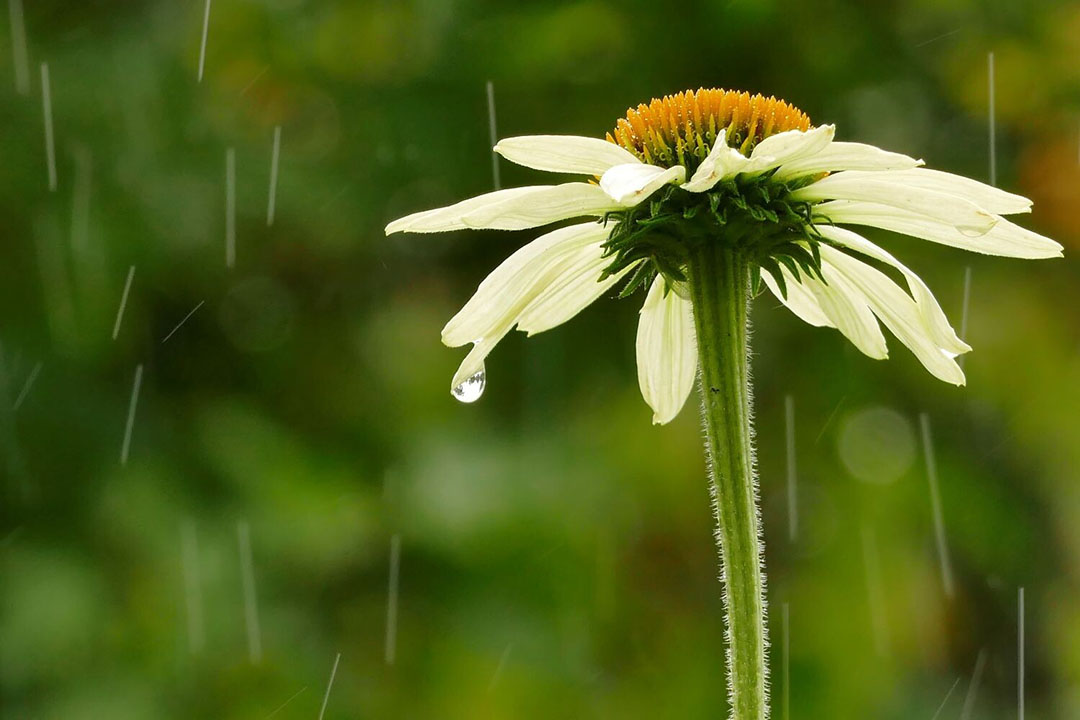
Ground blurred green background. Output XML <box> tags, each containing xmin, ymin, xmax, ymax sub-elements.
<box><xmin>2</xmin><ymin>0</ymin><xmax>1079</xmax><ymax>717</ymax></box>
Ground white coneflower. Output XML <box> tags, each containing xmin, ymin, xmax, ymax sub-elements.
<box><xmin>387</xmin><ymin>89</ymin><xmax>1060</xmax><ymax>422</ymax></box>
<box><xmin>385</xmin><ymin>88</ymin><xmax>1061</xmax><ymax>719</ymax></box>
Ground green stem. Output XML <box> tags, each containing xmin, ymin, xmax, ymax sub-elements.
<box><xmin>687</xmin><ymin>243</ymin><xmax>768</xmax><ymax>719</ymax></box>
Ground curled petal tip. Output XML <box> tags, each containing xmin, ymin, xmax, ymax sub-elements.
<box><xmin>811</xmin><ymin>124</ymin><xmax>837</xmax><ymax>143</ymax></box>
<box><xmin>650</xmin><ymin>410</ymin><xmax>672</xmax><ymax>425</ymax></box>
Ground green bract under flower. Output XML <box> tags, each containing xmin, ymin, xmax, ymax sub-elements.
<box><xmin>601</xmin><ymin>171</ymin><xmax>823</xmax><ymax>300</ymax></box>
<box><xmin>385</xmin><ymin>87</ymin><xmax>1063</xmax><ymax>424</ymax></box>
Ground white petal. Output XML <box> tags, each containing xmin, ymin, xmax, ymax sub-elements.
<box><xmin>773</xmin><ymin>141</ymin><xmax>923</xmax><ymax>180</ymax></box>
<box><xmin>803</xmin><ymin>261</ymin><xmax>889</xmax><ymax>359</ymax></box>
<box><xmin>816</xmin><ymin>224</ymin><xmax>969</xmax><ymax>354</ymax></box>
<box><xmin>743</xmin><ymin>124</ymin><xmax>836</xmax><ymax>174</ymax></box>
<box><xmin>636</xmin><ymin>276</ymin><xmax>697</xmax><ymax>425</ymax></box>
<box><xmin>386</xmin><ymin>187</ymin><xmax>547</xmax><ymax>234</ymax></box>
<box><xmin>681</xmin><ymin>129</ymin><xmax>749</xmax><ymax>192</ymax></box>
<box><xmin>460</xmin><ymin>182</ymin><xmax>618</xmax><ymax>231</ymax></box>
<box><xmin>817</xmin><ymin>200</ymin><xmax>1064</xmax><ymax>258</ymax></box>
<box><xmin>793</xmin><ymin>175</ymin><xmax>997</xmax><ymax>235</ymax></box>
<box><xmin>599</xmin><ymin>163</ymin><xmax>686</xmax><ymax>205</ymax></box>
<box><xmin>761</xmin><ymin>266</ymin><xmax>834</xmax><ymax>328</ymax></box>
<box><xmin>516</xmin><ymin>254</ymin><xmax>638</xmax><ymax>336</ymax></box>
<box><xmin>494</xmin><ymin>135</ymin><xmax>641</xmax><ymax>176</ymax></box>
<box><xmin>441</xmin><ymin>222</ymin><xmax>608</xmax><ymax>347</ymax></box>
<box><xmin>762</xmin><ymin>256</ymin><xmax>887</xmax><ymax>359</ymax></box>
<box><xmin>820</xmin><ymin>246</ymin><xmax>965</xmax><ymax>385</ymax></box>
<box><xmin>814</xmin><ymin>168</ymin><xmax>1031</xmax><ymax>215</ymax></box>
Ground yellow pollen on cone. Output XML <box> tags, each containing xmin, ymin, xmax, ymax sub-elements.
<box><xmin>608</xmin><ymin>88</ymin><xmax>812</xmax><ymax>168</ymax></box>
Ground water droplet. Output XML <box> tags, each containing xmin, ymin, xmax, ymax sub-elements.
<box><xmin>451</xmin><ymin>368</ymin><xmax>486</xmax><ymax>403</ymax></box>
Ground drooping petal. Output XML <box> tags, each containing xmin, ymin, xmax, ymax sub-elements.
<box><xmin>816</xmin><ymin>224</ymin><xmax>969</xmax><ymax>354</ymax></box>
<box><xmin>813</xmin><ymin>168</ymin><xmax>1031</xmax><ymax>215</ymax></box>
<box><xmin>793</xmin><ymin>175</ymin><xmax>997</xmax><ymax>235</ymax></box>
<box><xmin>773</xmin><ymin>142</ymin><xmax>923</xmax><ymax>180</ymax></box>
<box><xmin>516</xmin><ymin>251</ymin><xmax>638</xmax><ymax>336</ymax></box>
<box><xmin>600</xmin><ymin>163</ymin><xmax>687</xmax><ymax>205</ymax></box>
<box><xmin>802</xmin><ymin>261</ymin><xmax>889</xmax><ymax>359</ymax></box>
<box><xmin>386</xmin><ymin>187</ymin><xmax>549</xmax><ymax>234</ymax></box>
<box><xmin>817</xmin><ymin>200</ymin><xmax>1064</xmax><ymax>258</ymax></box>
<box><xmin>442</xmin><ymin>222</ymin><xmax>608</xmax><ymax>347</ymax></box>
<box><xmin>635</xmin><ymin>275</ymin><xmax>697</xmax><ymax>425</ymax></box>
<box><xmin>460</xmin><ymin>182</ymin><xmax>619</xmax><ymax>231</ymax></box>
<box><xmin>761</xmin><ymin>255</ymin><xmax>887</xmax><ymax>358</ymax></box>
<box><xmin>743</xmin><ymin>124</ymin><xmax>836</xmax><ymax>175</ymax></box>
<box><xmin>761</xmin><ymin>266</ymin><xmax>834</xmax><ymax>328</ymax></box>
<box><xmin>681</xmin><ymin>129</ymin><xmax>750</xmax><ymax>192</ymax></box>
<box><xmin>494</xmin><ymin>135</ymin><xmax>642</xmax><ymax>176</ymax></box>
<box><xmin>820</xmin><ymin>246</ymin><xmax>965</xmax><ymax>385</ymax></box>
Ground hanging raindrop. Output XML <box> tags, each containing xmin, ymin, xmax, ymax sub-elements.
<box><xmin>451</xmin><ymin>368</ymin><xmax>486</xmax><ymax>403</ymax></box>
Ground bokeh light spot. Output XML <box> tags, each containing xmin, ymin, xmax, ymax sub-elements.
<box><xmin>837</xmin><ymin>406</ymin><xmax>916</xmax><ymax>484</ymax></box>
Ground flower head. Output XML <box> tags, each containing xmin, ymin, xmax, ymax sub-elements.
<box><xmin>386</xmin><ymin>88</ymin><xmax>1062</xmax><ymax>424</ymax></box>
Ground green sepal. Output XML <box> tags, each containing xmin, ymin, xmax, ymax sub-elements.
<box><xmin>760</xmin><ymin>258</ymin><xmax>786</xmax><ymax>298</ymax></box>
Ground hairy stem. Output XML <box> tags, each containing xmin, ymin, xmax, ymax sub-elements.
<box><xmin>687</xmin><ymin>243</ymin><xmax>768</xmax><ymax>719</ymax></box>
